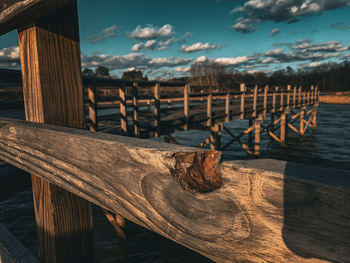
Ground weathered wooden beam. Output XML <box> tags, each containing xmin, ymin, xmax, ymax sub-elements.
<box><xmin>0</xmin><ymin>120</ymin><xmax>350</xmax><ymax>262</ymax></box>
<box><xmin>1</xmin><ymin>118</ymin><xmax>349</xmax><ymax>262</ymax></box>
<box><xmin>17</xmin><ymin>2</ymin><xmax>94</xmax><ymax>262</ymax></box>
<box><xmin>184</xmin><ymin>83</ymin><xmax>190</xmax><ymax>131</ymax></box>
<box><xmin>88</xmin><ymin>79</ymin><xmax>98</xmax><ymax>132</ymax></box>
<box><xmin>153</xmin><ymin>83</ymin><xmax>160</xmax><ymax>137</ymax></box>
<box><xmin>0</xmin><ymin>0</ymin><xmax>72</xmax><ymax>36</ymax></box>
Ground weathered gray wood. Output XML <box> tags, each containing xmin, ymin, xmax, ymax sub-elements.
<box><xmin>0</xmin><ymin>121</ymin><xmax>349</xmax><ymax>262</ymax></box>
<box><xmin>0</xmin><ymin>0</ymin><xmax>72</xmax><ymax>35</ymax></box>
<box><xmin>0</xmin><ymin>224</ymin><xmax>40</xmax><ymax>263</ymax></box>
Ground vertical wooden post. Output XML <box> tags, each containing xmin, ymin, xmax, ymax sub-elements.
<box><xmin>240</xmin><ymin>83</ymin><xmax>246</xmax><ymax>119</ymax></box>
<box><xmin>119</xmin><ymin>83</ymin><xmax>128</xmax><ymax>135</ymax></box>
<box><xmin>307</xmin><ymin>88</ymin><xmax>311</xmax><ymax>105</ymax></box>
<box><xmin>310</xmin><ymin>85</ymin><xmax>314</xmax><ymax>104</ymax></box>
<box><xmin>280</xmin><ymin>113</ymin><xmax>287</xmax><ymax>146</ymax></box>
<box><xmin>132</xmin><ymin>82</ymin><xmax>139</xmax><ymax>137</ymax></box>
<box><xmin>88</xmin><ymin>79</ymin><xmax>98</xmax><ymax>132</ymax></box>
<box><xmin>248</xmin><ymin>119</ymin><xmax>253</xmax><ymax>148</ymax></box>
<box><xmin>279</xmin><ymin>86</ymin><xmax>284</xmax><ymax>112</ymax></box>
<box><xmin>286</xmin><ymin>85</ymin><xmax>291</xmax><ymax>112</ymax></box>
<box><xmin>17</xmin><ymin>2</ymin><xmax>94</xmax><ymax>262</ymax></box>
<box><xmin>254</xmin><ymin>114</ymin><xmax>263</xmax><ymax>156</ymax></box>
<box><xmin>303</xmin><ymin>89</ymin><xmax>306</xmax><ymax>107</ymax></box>
<box><xmin>207</xmin><ymin>93</ymin><xmax>212</xmax><ymax>126</ymax></box>
<box><xmin>154</xmin><ymin>83</ymin><xmax>160</xmax><ymax>137</ymax></box>
<box><xmin>298</xmin><ymin>86</ymin><xmax>302</xmax><ymax>107</ymax></box>
<box><xmin>210</xmin><ymin>124</ymin><xmax>221</xmax><ymax>150</ymax></box>
<box><xmin>253</xmin><ymin>85</ymin><xmax>258</xmax><ymax>118</ymax></box>
<box><xmin>293</xmin><ymin>86</ymin><xmax>297</xmax><ymax>108</ymax></box>
<box><xmin>263</xmin><ymin>85</ymin><xmax>268</xmax><ymax>118</ymax></box>
<box><xmin>272</xmin><ymin>86</ymin><xmax>277</xmax><ymax>113</ymax></box>
<box><xmin>300</xmin><ymin>107</ymin><xmax>305</xmax><ymax>136</ymax></box>
<box><xmin>225</xmin><ymin>92</ymin><xmax>230</xmax><ymax>122</ymax></box>
<box><xmin>184</xmin><ymin>83</ymin><xmax>190</xmax><ymax>131</ymax></box>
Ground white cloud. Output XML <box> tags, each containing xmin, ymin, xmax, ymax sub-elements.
<box><xmin>131</xmin><ymin>38</ymin><xmax>175</xmax><ymax>52</ymax></box>
<box><xmin>269</xmin><ymin>28</ymin><xmax>280</xmax><ymax>36</ymax></box>
<box><xmin>194</xmin><ymin>56</ymin><xmax>208</xmax><ymax>63</ymax></box>
<box><xmin>0</xmin><ymin>46</ymin><xmax>20</xmax><ymax>68</ymax></box>
<box><xmin>181</xmin><ymin>42</ymin><xmax>221</xmax><ymax>53</ymax></box>
<box><xmin>89</xmin><ymin>25</ymin><xmax>118</xmax><ymax>44</ymax></box>
<box><xmin>128</xmin><ymin>24</ymin><xmax>174</xmax><ymax>39</ymax></box>
<box><xmin>214</xmin><ymin>56</ymin><xmax>253</xmax><ymax>65</ymax></box>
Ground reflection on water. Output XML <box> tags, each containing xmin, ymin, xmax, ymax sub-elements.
<box><xmin>0</xmin><ymin>103</ymin><xmax>349</xmax><ymax>262</ymax></box>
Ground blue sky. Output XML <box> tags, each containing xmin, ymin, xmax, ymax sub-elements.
<box><xmin>1</xmin><ymin>0</ymin><xmax>350</xmax><ymax>79</ymax></box>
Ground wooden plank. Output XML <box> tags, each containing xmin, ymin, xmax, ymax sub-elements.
<box><xmin>17</xmin><ymin>2</ymin><xmax>94</xmax><ymax>262</ymax></box>
<box><xmin>263</xmin><ymin>85</ymin><xmax>268</xmax><ymax>117</ymax></box>
<box><xmin>0</xmin><ymin>0</ymin><xmax>72</xmax><ymax>36</ymax></box>
<box><xmin>0</xmin><ymin>119</ymin><xmax>349</xmax><ymax>262</ymax></box>
<box><xmin>252</xmin><ymin>85</ymin><xmax>258</xmax><ymax>117</ymax></box>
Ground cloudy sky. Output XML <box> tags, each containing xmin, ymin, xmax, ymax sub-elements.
<box><xmin>1</xmin><ymin>0</ymin><xmax>350</xmax><ymax>79</ymax></box>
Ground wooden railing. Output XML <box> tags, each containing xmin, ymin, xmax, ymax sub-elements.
<box><xmin>83</xmin><ymin>78</ymin><xmax>319</xmax><ymax>139</ymax></box>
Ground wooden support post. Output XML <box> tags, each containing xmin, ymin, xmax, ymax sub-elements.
<box><xmin>298</xmin><ymin>86</ymin><xmax>302</xmax><ymax>107</ymax></box>
<box><xmin>286</xmin><ymin>85</ymin><xmax>291</xmax><ymax>112</ymax></box>
<box><xmin>225</xmin><ymin>92</ymin><xmax>230</xmax><ymax>122</ymax></box>
<box><xmin>132</xmin><ymin>82</ymin><xmax>139</xmax><ymax>137</ymax></box>
<box><xmin>307</xmin><ymin>89</ymin><xmax>311</xmax><ymax>105</ymax></box>
<box><xmin>88</xmin><ymin>79</ymin><xmax>98</xmax><ymax>132</ymax></box>
<box><xmin>310</xmin><ymin>85</ymin><xmax>314</xmax><ymax>105</ymax></box>
<box><xmin>254</xmin><ymin>114</ymin><xmax>263</xmax><ymax>156</ymax></box>
<box><xmin>280</xmin><ymin>113</ymin><xmax>287</xmax><ymax>147</ymax></box>
<box><xmin>280</xmin><ymin>86</ymin><xmax>284</xmax><ymax>112</ymax></box>
<box><xmin>240</xmin><ymin>83</ymin><xmax>246</xmax><ymax>119</ymax></box>
<box><xmin>184</xmin><ymin>83</ymin><xmax>190</xmax><ymax>131</ymax></box>
<box><xmin>207</xmin><ymin>93</ymin><xmax>212</xmax><ymax>126</ymax></box>
<box><xmin>272</xmin><ymin>86</ymin><xmax>277</xmax><ymax>113</ymax></box>
<box><xmin>119</xmin><ymin>83</ymin><xmax>128</xmax><ymax>135</ymax></box>
<box><xmin>17</xmin><ymin>2</ymin><xmax>94</xmax><ymax>262</ymax></box>
<box><xmin>210</xmin><ymin>124</ymin><xmax>221</xmax><ymax>150</ymax></box>
<box><xmin>312</xmin><ymin>105</ymin><xmax>317</xmax><ymax>130</ymax></box>
<box><xmin>263</xmin><ymin>85</ymin><xmax>268</xmax><ymax>117</ymax></box>
<box><xmin>293</xmin><ymin>85</ymin><xmax>297</xmax><ymax>108</ymax></box>
<box><xmin>154</xmin><ymin>83</ymin><xmax>160</xmax><ymax>137</ymax></box>
<box><xmin>253</xmin><ymin>85</ymin><xmax>258</xmax><ymax>117</ymax></box>
<box><xmin>300</xmin><ymin>107</ymin><xmax>305</xmax><ymax>136</ymax></box>
<box><xmin>248</xmin><ymin>119</ymin><xmax>253</xmax><ymax>148</ymax></box>
<box><xmin>303</xmin><ymin>89</ymin><xmax>306</xmax><ymax>107</ymax></box>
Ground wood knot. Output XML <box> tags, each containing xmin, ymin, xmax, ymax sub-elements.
<box><xmin>172</xmin><ymin>151</ymin><xmax>222</xmax><ymax>193</ymax></box>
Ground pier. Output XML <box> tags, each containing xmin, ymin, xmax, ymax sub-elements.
<box><xmin>0</xmin><ymin>1</ymin><xmax>349</xmax><ymax>263</ymax></box>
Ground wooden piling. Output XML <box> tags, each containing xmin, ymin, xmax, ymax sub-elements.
<box><xmin>210</xmin><ymin>124</ymin><xmax>221</xmax><ymax>150</ymax></box>
<box><xmin>293</xmin><ymin>86</ymin><xmax>297</xmax><ymax>108</ymax></box>
<box><xmin>132</xmin><ymin>82</ymin><xmax>139</xmax><ymax>137</ymax></box>
<box><xmin>17</xmin><ymin>2</ymin><xmax>94</xmax><ymax>262</ymax></box>
<box><xmin>154</xmin><ymin>83</ymin><xmax>160</xmax><ymax>137</ymax></box>
<box><xmin>207</xmin><ymin>93</ymin><xmax>212</xmax><ymax>126</ymax></box>
<box><xmin>240</xmin><ymin>83</ymin><xmax>246</xmax><ymax>119</ymax></box>
<box><xmin>263</xmin><ymin>85</ymin><xmax>268</xmax><ymax>117</ymax></box>
<box><xmin>184</xmin><ymin>83</ymin><xmax>190</xmax><ymax>131</ymax></box>
<box><xmin>280</xmin><ymin>86</ymin><xmax>284</xmax><ymax>112</ymax></box>
<box><xmin>272</xmin><ymin>86</ymin><xmax>277</xmax><ymax>113</ymax></box>
<box><xmin>88</xmin><ymin>79</ymin><xmax>98</xmax><ymax>132</ymax></box>
<box><xmin>280</xmin><ymin>113</ymin><xmax>287</xmax><ymax>146</ymax></box>
<box><xmin>225</xmin><ymin>92</ymin><xmax>230</xmax><ymax>122</ymax></box>
<box><xmin>253</xmin><ymin>85</ymin><xmax>258</xmax><ymax>117</ymax></box>
<box><xmin>300</xmin><ymin>107</ymin><xmax>305</xmax><ymax>136</ymax></box>
<box><xmin>254</xmin><ymin>114</ymin><xmax>263</xmax><ymax>155</ymax></box>
<box><xmin>119</xmin><ymin>83</ymin><xmax>128</xmax><ymax>135</ymax></box>
<box><xmin>286</xmin><ymin>85</ymin><xmax>291</xmax><ymax>112</ymax></box>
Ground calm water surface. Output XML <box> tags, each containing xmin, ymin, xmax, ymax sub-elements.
<box><xmin>0</xmin><ymin>103</ymin><xmax>349</xmax><ymax>262</ymax></box>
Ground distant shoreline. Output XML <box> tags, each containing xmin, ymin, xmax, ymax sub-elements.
<box><xmin>319</xmin><ymin>91</ymin><xmax>350</xmax><ymax>104</ymax></box>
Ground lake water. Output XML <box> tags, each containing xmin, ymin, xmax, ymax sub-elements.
<box><xmin>0</xmin><ymin>103</ymin><xmax>349</xmax><ymax>262</ymax></box>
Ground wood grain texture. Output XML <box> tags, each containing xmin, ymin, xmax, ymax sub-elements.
<box><xmin>1</xmin><ymin>118</ymin><xmax>348</xmax><ymax>262</ymax></box>
<box><xmin>0</xmin><ymin>0</ymin><xmax>72</xmax><ymax>35</ymax></box>
<box><xmin>17</xmin><ymin>2</ymin><xmax>94</xmax><ymax>262</ymax></box>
